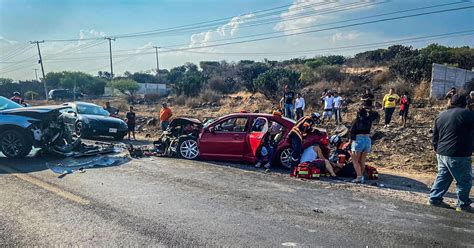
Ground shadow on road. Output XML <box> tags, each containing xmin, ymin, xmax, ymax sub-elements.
<box><xmin>201</xmin><ymin>159</ymin><xmax>460</xmax><ymax>199</ymax></box>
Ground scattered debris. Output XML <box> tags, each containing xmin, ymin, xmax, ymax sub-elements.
<box><xmin>46</xmin><ymin>154</ymin><xmax>130</xmax><ymax>175</ymax></box>
<box><xmin>312</xmin><ymin>208</ymin><xmax>324</xmax><ymax>214</ymax></box>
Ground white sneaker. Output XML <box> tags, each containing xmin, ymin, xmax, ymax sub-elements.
<box><xmin>263</xmin><ymin>162</ymin><xmax>271</xmax><ymax>169</ymax></box>
<box><xmin>383</xmin><ymin>125</ymin><xmax>387</xmax><ymax>128</ymax></box>
<box><xmin>255</xmin><ymin>162</ymin><xmax>262</xmax><ymax>168</ymax></box>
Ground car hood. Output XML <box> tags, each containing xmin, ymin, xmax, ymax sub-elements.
<box><xmin>0</xmin><ymin>105</ymin><xmax>68</xmax><ymax>119</ymax></box>
<box><xmin>169</xmin><ymin>117</ymin><xmax>203</xmax><ymax>128</ymax></box>
<box><xmin>81</xmin><ymin>114</ymin><xmax>126</xmax><ymax>124</ymax></box>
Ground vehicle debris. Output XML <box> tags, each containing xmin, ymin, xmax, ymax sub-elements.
<box><xmin>46</xmin><ymin>154</ymin><xmax>130</xmax><ymax>175</ymax></box>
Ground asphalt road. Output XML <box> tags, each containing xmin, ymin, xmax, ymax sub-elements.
<box><xmin>0</xmin><ymin>151</ymin><xmax>473</xmax><ymax>247</ymax></box>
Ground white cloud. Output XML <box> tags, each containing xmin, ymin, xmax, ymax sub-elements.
<box><xmin>331</xmin><ymin>32</ymin><xmax>361</xmax><ymax>42</ymax></box>
<box><xmin>0</xmin><ymin>36</ymin><xmax>17</xmax><ymax>45</ymax></box>
<box><xmin>188</xmin><ymin>14</ymin><xmax>256</xmax><ymax>48</ymax></box>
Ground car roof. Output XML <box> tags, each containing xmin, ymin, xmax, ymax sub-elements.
<box><xmin>63</xmin><ymin>101</ymin><xmax>100</xmax><ymax>107</ymax></box>
<box><xmin>220</xmin><ymin>112</ymin><xmax>296</xmax><ymax>124</ymax></box>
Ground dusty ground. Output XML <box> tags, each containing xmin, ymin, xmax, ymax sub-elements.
<box><xmin>1</xmin><ymin>147</ymin><xmax>472</xmax><ymax>247</ymax></box>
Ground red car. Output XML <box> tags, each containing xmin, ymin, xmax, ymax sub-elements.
<box><xmin>167</xmin><ymin>113</ymin><xmax>329</xmax><ymax>169</ymax></box>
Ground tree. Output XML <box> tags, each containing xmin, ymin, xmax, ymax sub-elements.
<box><xmin>167</xmin><ymin>63</ymin><xmax>204</xmax><ymax>96</ymax></box>
<box><xmin>237</xmin><ymin>61</ymin><xmax>269</xmax><ymax>92</ymax></box>
<box><xmin>108</xmin><ymin>79</ymin><xmax>140</xmax><ymax>96</ymax></box>
<box><xmin>254</xmin><ymin>68</ymin><xmax>301</xmax><ymax>100</ymax></box>
<box><xmin>24</xmin><ymin>90</ymin><xmax>38</xmax><ymax>100</ymax></box>
<box><xmin>0</xmin><ymin>78</ymin><xmax>13</xmax><ymax>85</ymax></box>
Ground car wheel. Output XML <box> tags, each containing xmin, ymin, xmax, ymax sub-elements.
<box><xmin>279</xmin><ymin>147</ymin><xmax>294</xmax><ymax>169</ymax></box>
<box><xmin>178</xmin><ymin>138</ymin><xmax>199</xmax><ymax>160</ymax></box>
<box><xmin>0</xmin><ymin>129</ymin><xmax>32</xmax><ymax>158</ymax></box>
<box><xmin>75</xmin><ymin>121</ymin><xmax>88</xmax><ymax>138</ymax></box>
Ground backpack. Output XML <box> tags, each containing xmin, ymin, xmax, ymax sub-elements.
<box><xmin>291</xmin><ymin>160</ymin><xmax>324</xmax><ymax>179</ymax></box>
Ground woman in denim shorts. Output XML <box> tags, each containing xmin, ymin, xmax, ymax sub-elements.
<box><xmin>350</xmin><ymin>107</ymin><xmax>379</xmax><ymax>183</ymax></box>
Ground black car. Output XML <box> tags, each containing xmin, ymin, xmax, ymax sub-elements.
<box><xmin>0</xmin><ymin>96</ymin><xmax>71</xmax><ymax>158</ymax></box>
<box><xmin>48</xmin><ymin>89</ymin><xmax>83</xmax><ymax>101</ymax></box>
<box><xmin>61</xmin><ymin>102</ymin><xmax>128</xmax><ymax>140</ymax></box>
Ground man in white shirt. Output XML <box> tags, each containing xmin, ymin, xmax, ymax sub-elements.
<box><xmin>333</xmin><ymin>92</ymin><xmax>343</xmax><ymax>125</ymax></box>
<box><xmin>295</xmin><ymin>93</ymin><xmax>305</xmax><ymax>120</ymax></box>
<box><xmin>321</xmin><ymin>91</ymin><xmax>335</xmax><ymax>124</ymax></box>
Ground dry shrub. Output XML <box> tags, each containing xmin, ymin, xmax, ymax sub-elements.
<box><xmin>173</xmin><ymin>95</ymin><xmax>186</xmax><ymax>106</ymax></box>
<box><xmin>372</xmin><ymin>70</ymin><xmax>392</xmax><ymax>87</ymax></box>
<box><xmin>117</xmin><ymin>102</ymin><xmax>129</xmax><ymax>112</ymax></box>
<box><xmin>383</xmin><ymin>78</ymin><xmax>412</xmax><ymax>95</ymax></box>
<box><xmin>200</xmin><ymin>89</ymin><xmax>221</xmax><ymax>103</ymax></box>
<box><xmin>186</xmin><ymin>98</ymin><xmax>200</xmax><ymax>108</ymax></box>
<box><xmin>144</xmin><ymin>93</ymin><xmax>162</xmax><ymax>102</ymax></box>
<box><xmin>413</xmin><ymin>80</ymin><xmax>430</xmax><ymax>100</ymax></box>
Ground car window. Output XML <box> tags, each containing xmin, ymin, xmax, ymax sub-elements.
<box><xmin>0</xmin><ymin>96</ymin><xmax>23</xmax><ymax>111</ymax></box>
<box><xmin>76</xmin><ymin>104</ymin><xmax>109</xmax><ymax>116</ymax></box>
<box><xmin>215</xmin><ymin>117</ymin><xmax>248</xmax><ymax>133</ymax></box>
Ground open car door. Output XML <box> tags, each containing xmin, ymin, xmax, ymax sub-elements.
<box><xmin>248</xmin><ymin>117</ymin><xmax>269</xmax><ymax>158</ymax></box>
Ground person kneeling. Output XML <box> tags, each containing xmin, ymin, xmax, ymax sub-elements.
<box><xmin>300</xmin><ymin>144</ymin><xmax>340</xmax><ymax>179</ymax></box>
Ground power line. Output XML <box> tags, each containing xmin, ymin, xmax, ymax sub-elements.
<box><xmin>42</xmin><ymin>1</ymin><xmax>331</xmax><ymax>42</ymax></box>
<box><xmin>160</xmin><ymin>5</ymin><xmax>474</xmax><ymax>52</ymax></box>
<box><xmin>162</xmin><ymin>1</ymin><xmax>469</xmax><ymax>48</ymax></box>
<box><xmin>30</xmin><ymin>40</ymin><xmax>48</xmax><ymax>99</ymax></box>
<box><xmin>114</xmin><ymin>1</ymin><xmax>372</xmax><ymax>39</ymax></box>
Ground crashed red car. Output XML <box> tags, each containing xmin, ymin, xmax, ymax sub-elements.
<box><xmin>157</xmin><ymin>113</ymin><xmax>329</xmax><ymax>168</ymax></box>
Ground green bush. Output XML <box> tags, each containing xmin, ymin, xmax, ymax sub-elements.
<box><xmin>254</xmin><ymin>68</ymin><xmax>301</xmax><ymax>100</ymax></box>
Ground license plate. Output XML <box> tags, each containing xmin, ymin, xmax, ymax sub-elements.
<box><xmin>109</xmin><ymin>128</ymin><xmax>117</xmax><ymax>133</ymax></box>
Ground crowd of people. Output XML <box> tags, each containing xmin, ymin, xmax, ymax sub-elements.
<box><xmin>257</xmin><ymin>85</ymin><xmax>473</xmax><ymax>213</ymax></box>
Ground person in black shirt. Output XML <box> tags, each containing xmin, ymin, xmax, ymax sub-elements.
<box><xmin>429</xmin><ymin>94</ymin><xmax>474</xmax><ymax>213</ymax></box>
<box><xmin>125</xmin><ymin>106</ymin><xmax>136</xmax><ymax>140</ymax></box>
<box><xmin>361</xmin><ymin>89</ymin><xmax>375</xmax><ymax>108</ymax></box>
<box><xmin>282</xmin><ymin>85</ymin><xmax>295</xmax><ymax>119</ymax></box>
<box><xmin>349</xmin><ymin>107</ymin><xmax>379</xmax><ymax>184</ymax></box>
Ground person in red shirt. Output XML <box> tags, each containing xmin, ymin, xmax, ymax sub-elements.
<box><xmin>399</xmin><ymin>91</ymin><xmax>411</xmax><ymax>128</ymax></box>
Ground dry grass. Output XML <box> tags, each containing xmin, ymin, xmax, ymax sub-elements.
<box><xmin>413</xmin><ymin>80</ymin><xmax>431</xmax><ymax>100</ymax></box>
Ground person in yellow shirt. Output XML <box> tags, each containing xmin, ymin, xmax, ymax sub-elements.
<box><xmin>382</xmin><ymin>88</ymin><xmax>399</xmax><ymax>128</ymax></box>
<box><xmin>159</xmin><ymin>102</ymin><xmax>173</xmax><ymax>131</ymax></box>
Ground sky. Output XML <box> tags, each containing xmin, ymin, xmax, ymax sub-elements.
<box><xmin>0</xmin><ymin>0</ymin><xmax>473</xmax><ymax>81</ymax></box>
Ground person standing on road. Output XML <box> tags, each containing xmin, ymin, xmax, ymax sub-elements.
<box><xmin>282</xmin><ymin>85</ymin><xmax>295</xmax><ymax>119</ymax></box>
<box><xmin>399</xmin><ymin>91</ymin><xmax>411</xmax><ymax>128</ymax></box>
<box><xmin>295</xmin><ymin>93</ymin><xmax>305</xmax><ymax>120</ymax></box>
<box><xmin>125</xmin><ymin>106</ymin><xmax>136</xmax><ymax>140</ymax></box>
<box><xmin>321</xmin><ymin>91</ymin><xmax>334</xmax><ymax>124</ymax></box>
<box><xmin>104</xmin><ymin>101</ymin><xmax>118</xmax><ymax>116</ymax></box>
<box><xmin>333</xmin><ymin>92</ymin><xmax>343</xmax><ymax>125</ymax></box>
<box><xmin>429</xmin><ymin>94</ymin><xmax>474</xmax><ymax>213</ymax></box>
<box><xmin>382</xmin><ymin>88</ymin><xmax>399</xmax><ymax>128</ymax></box>
<box><xmin>160</xmin><ymin>102</ymin><xmax>173</xmax><ymax>131</ymax></box>
<box><xmin>349</xmin><ymin>106</ymin><xmax>380</xmax><ymax>184</ymax></box>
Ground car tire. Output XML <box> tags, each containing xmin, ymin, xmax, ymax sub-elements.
<box><xmin>278</xmin><ymin>147</ymin><xmax>294</xmax><ymax>169</ymax></box>
<box><xmin>177</xmin><ymin>138</ymin><xmax>199</xmax><ymax>160</ymax></box>
<box><xmin>0</xmin><ymin>129</ymin><xmax>32</xmax><ymax>158</ymax></box>
<box><xmin>75</xmin><ymin>121</ymin><xmax>88</xmax><ymax>138</ymax></box>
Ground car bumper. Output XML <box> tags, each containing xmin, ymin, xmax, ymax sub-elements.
<box><xmin>86</xmin><ymin>126</ymin><xmax>127</xmax><ymax>137</ymax></box>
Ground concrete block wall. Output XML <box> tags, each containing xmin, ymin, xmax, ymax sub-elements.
<box><xmin>430</xmin><ymin>63</ymin><xmax>474</xmax><ymax>99</ymax></box>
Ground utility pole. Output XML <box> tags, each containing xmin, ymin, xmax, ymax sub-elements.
<box><xmin>105</xmin><ymin>37</ymin><xmax>115</xmax><ymax>79</ymax></box>
<box><xmin>153</xmin><ymin>46</ymin><xmax>160</xmax><ymax>76</ymax></box>
<box><xmin>30</xmin><ymin>40</ymin><xmax>48</xmax><ymax>99</ymax></box>
<box><xmin>33</xmin><ymin>69</ymin><xmax>39</xmax><ymax>81</ymax></box>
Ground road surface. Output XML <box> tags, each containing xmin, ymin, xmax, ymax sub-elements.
<box><xmin>0</xmin><ymin>152</ymin><xmax>472</xmax><ymax>247</ymax></box>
